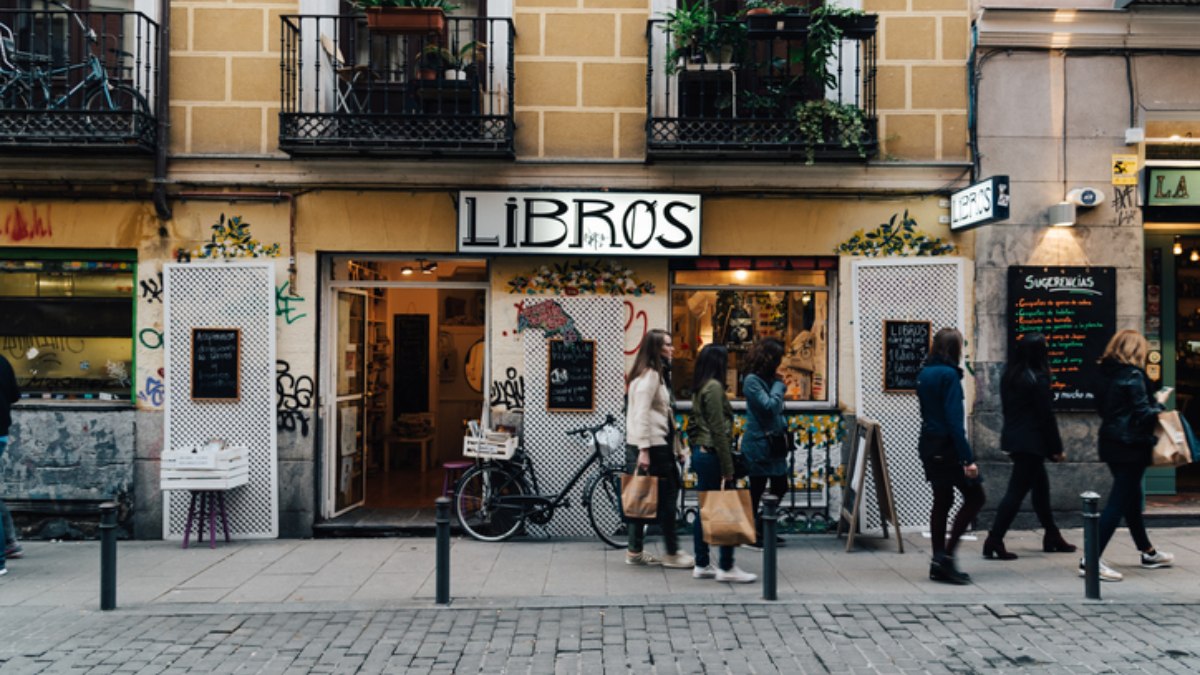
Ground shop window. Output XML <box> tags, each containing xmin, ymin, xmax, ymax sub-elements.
<box><xmin>671</xmin><ymin>266</ymin><xmax>833</xmax><ymax>406</ymax></box>
<box><xmin>0</xmin><ymin>253</ymin><xmax>136</xmax><ymax>402</ymax></box>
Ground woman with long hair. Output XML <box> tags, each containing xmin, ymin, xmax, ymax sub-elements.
<box><xmin>624</xmin><ymin>329</ymin><xmax>694</xmax><ymax>569</ymax></box>
<box><xmin>983</xmin><ymin>333</ymin><xmax>1075</xmax><ymax>560</ymax></box>
<box><xmin>1090</xmin><ymin>329</ymin><xmax>1173</xmax><ymax>582</ymax></box>
<box><xmin>916</xmin><ymin>327</ymin><xmax>985</xmax><ymax>585</ymax></box>
<box><xmin>739</xmin><ymin>337</ymin><xmax>790</xmax><ymax>551</ymax></box>
<box><xmin>688</xmin><ymin>344</ymin><xmax>755</xmax><ymax>583</ymax></box>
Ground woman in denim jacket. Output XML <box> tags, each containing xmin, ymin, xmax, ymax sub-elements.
<box><xmin>740</xmin><ymin>338</ymin><xmax>789</xmax><ymax>551</ymax></box>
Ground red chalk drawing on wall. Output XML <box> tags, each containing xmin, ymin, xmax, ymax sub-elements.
<box><xmin>3</xmin><ymin>205</ymin><xmax>52</xmax><ymax>242</ymax></box>
<box><xmin>624</xmin><ymin>301</ymin><xmax>648</xmax><ymax>356</ymax></box>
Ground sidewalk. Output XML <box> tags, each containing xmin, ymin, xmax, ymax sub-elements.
<box><xmin>1</xmin><ymin>527</ymin><xmax>1198</xmax><ymax>612</ymax></box>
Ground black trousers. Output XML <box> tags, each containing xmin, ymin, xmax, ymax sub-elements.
<box><xmin>929</xmin><ymin>474</ymin><xmax>986</xmax><ymax>559</ymax></box>
<box><xmin>1098</xmin><ymin>461</ymin><xmax>1152</xmax><ymax>555</ymax></box>
<box><xmin>749</xmin><ymin>474</ymin><xmax>788</xmax><ymax>539</ymax></box>
<box><xmin>989</xmin><ymin>454</ymin><xmax>1058</xmax><ymax>539</ymax></box>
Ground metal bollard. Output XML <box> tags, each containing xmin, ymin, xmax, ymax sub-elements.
<box><xmin>99</xmin><ymin>501</ymin><xmax>118</xmax><ymax>611</ymax></box>
<box><xmin>1081</xmin><ymin>491</ymin><xmax>1101</xmax><ymax>601</ymax></box>
<box><xmin>762</xmin><ymin>494</ymin><xmax>779</xmax><ymax>601</ymax></box>
<box><xmin>435</xmin><ymin>496</ymin><xmax>451</xmax><ymax>606</ymax></box>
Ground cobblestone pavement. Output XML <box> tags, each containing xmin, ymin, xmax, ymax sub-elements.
<box><xmin>3</xmin><ymin>601</ymin><xmax>1200</xmax><ymax>674</ymax></box>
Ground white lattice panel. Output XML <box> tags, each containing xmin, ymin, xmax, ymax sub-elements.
<box><xmin>853</xmin><ymin>259</ymin><xmax>965</xmax><ymax>530</ymax></box>
<box><xmin>523</xmin><ymin>297</ymin><xmax>625</xmax><ymax>537</ymax></box>
<box><xmin>163</xmin><ymin>263</ymin><xmax>279</xmax><ymax>539</ymax></box>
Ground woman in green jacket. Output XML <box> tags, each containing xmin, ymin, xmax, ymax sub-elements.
<box><xmin>689</xmin><ymin>344</ymin><xmax>756</xmax><ymax>583</ymax></box>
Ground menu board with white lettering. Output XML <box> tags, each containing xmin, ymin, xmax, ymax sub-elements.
<box><xmin>883</xmin><ymin>320</ymin><xmax>931</xmax><ymax>392</ymax></box>
<box><xmin>1008</xmin><ymin>266</ymin><xmax>1116</xmax><ymax>410</ymax></box>
<box><xmin>547</xmin><ymin>339</ymin><xmax>596</xmax><ymax>412</ymax></box>
<box><xmin>191</xmin><ymin>328</ymin><xmax>241</xmax><ymax>402</ymax></box>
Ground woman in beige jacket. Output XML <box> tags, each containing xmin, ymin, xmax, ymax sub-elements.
<box><xmin>624</xmin><ymin>329</ymin><xmax>694</xmax><ymax>568</ymax></box>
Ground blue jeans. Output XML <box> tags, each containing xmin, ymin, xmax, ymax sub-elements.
<box><xmin>691</xmin><ymin>447</ymin><xmax>734</xmax><ymax>572</ymax></box>
<box><xmin>1098</xmin><ymin>461</ymin><xmax>1152</xmax><ymax>555</ymax></box>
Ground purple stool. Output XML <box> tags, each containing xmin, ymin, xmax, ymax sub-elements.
<box><xmin>183</xmin><ymin>490</ymin><xmax>231</xmax><ymax>549</ymax></box>
<box><xmin>442</xmin><ymin>461</ymin><xmax>474</xmax><ymax>498</ymax></box>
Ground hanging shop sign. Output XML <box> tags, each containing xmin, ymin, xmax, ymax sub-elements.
<box><xmin>1007</xmin><ymin>266</ymin><xmax>1116</xmax><ymax>411</ymax></box>
<box><xmin>458</xmin><ymin>191</ymin><xmax>701</xmax><ymax>256</ymax></box>
<box><xmin>949</xmin><ymin>176</ymin><xmax>1010</xmax><ymax>232</ymax></box>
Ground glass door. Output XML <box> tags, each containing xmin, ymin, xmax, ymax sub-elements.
<box><xmin>329</xmin><ymin>290</ymin><xmax>368</xmax><ymax>516</ymax></box>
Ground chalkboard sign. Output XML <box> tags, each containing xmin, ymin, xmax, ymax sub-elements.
<box><xmin>837</xmin><ymin>418</ymin><xmax>903</xmax><ymax>553</ymax></box>
<box><xmin>1008</xmin><ymin>266</ymin><xmax>1116</xmax><ymax>410</ymax></box>
<box><xmin>547</xmin><ymin>339</ymin><xmax>596</xmax><ymax>412</ymax></box>
<box><xmin>191</xmin><ymin>328</ymin><xmax>241</xmax><ymax>402</ymax></box>
<box><xmin>883</xmin><ymin>320</ymin><xmax>931</xmax><ymax>392</ymax></box>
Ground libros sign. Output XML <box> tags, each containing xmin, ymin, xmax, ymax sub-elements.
<box><xmin>458</xmin><ymin>191</ymin><xmax>702</xmax><ymax>256</ymax></box>
<box><xmin>949</xmin><ymin>175</ymin><xmax>1010</xmax><ymax>232</ymax></box>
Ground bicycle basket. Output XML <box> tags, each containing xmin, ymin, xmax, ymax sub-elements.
<box><xmin>462</xmin><ymin>432</ymin><xmax>518</xmax><ymax>460</ymax></box>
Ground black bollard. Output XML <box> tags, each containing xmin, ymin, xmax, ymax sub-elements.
<box><xmin>762</xmin><ymin>494</ymin><xmax>778</xmax><ymax>601</ymax></box>
<box><xmin>99</xmin><ymin>501</ymin><xmax>118</xmax><ymax>611</ymax></box>
<box><xmin>435</xmin><ymin>496</ymin><xmax>451</xmax><ymax>606</ymax></box>
<box><xmin>1081</xmin><ymin>491</ymin><xmax>1100</xmax><ymax>600</ymax></box>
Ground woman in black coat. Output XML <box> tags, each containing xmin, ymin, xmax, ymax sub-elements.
<box><xmin>983</xmin><ymin>334</ymin><xmax>1075</xmax><ymax>560</ymax></box>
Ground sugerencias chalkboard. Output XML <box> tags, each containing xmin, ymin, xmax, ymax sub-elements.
<box><xmin>547</xmin><ymin>339</ymin><xmax>596</xmax><ymax>412</ymax></box>
<box><xmin>1008</xmin><ymin>266</ymin><xmax>1116</xmax><ymax>410</ymax></box>
<box><xmin>883</xmin><ymin>320</ymin><xmax>931</xmax><ymax>392</ymax></box>
<box><xmin>191</xmin><ymin>328</ymin><xmax>241</xmax><ymax>401</ymax></box>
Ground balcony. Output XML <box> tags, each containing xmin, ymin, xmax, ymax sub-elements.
<box><xmin>0</xmin><ymin>7</ymin><xmax>158</xmax><ymax>153</ymax></box>
<box><xmin>279</xmin><ymin>14</ymin><xmax>514</xmax><ymax>158</ymax></box>
<box><xmin>646</xmin><ymin>13</ymin><xmax>877</xmax><ymax>162</ymax></box>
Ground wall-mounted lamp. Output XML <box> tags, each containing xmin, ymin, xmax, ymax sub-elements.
<box><xmin>1048</xmin><ymin>202</ymin><xmax>1076</xmax><ymax>227</ymax></box>
<box><xmin>1175</xmin><ymin>237</ymin><xmax>1184</xmax><ymax>256</ymax></box>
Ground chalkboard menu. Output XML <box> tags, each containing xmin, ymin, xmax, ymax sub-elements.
<box><xmin>547</xmin><ymin>339</ymin><xmax>596</xmax><ymax>412</ymax></box>
<box><xmin>191</xmin><ymin>328</ymin><xmax>241</xmax><ymax>401</ymax></box>
<box><xmin>1008</xmin><ymin>266</ymin><xmax>1116</xmax><ymax>410</ymax></box>
<box><xmin>883</xmin><ymin>320</ymin><xmax>931</xmax><ymax>392</ymax></box>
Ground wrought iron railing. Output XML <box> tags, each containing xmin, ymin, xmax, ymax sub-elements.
<box><xmin>0</xmin><ymin>7</ymin><xmax>158</xmax><ymax>152</ymax></box>
<box><xmin>646</xmin><ymin>14</ymin><xmax>877</xmax><ymax>162</ymax></box>
<box><xmin>280</xmin><ymin>14</ymin><xmax>514</xmax><ymax>157</ymax></box>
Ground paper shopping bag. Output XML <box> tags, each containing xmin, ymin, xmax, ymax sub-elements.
<box><xmin>1153</xmin><ymin>411</ymin><xmax>1191</xmax><ymax>467</ymax></box>
<box><xmin>620</xmin><ymin>469</ymin><xmax>659</xmax><ymax>523</ymax></box>
<box><xmin>699</xmin><ymin>487</ymin><xmax>755</xmax><ymax>547</ymax></box>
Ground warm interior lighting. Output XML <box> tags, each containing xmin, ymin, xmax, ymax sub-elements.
<box><xmin>1175</xmin><ymin>238</ymin><xmax>1184</xmax><ymax>256</ymax></box>
<box><xmin>418</xmin><ymin>259</ymin><xmax>438</xmax><ymax>275</ymax></box>
<box><xmin>401</xmin><ymin>266</ymin><xmax>414</xmax><ymax>276</ymax></box>
<box><xmin>1191</xmin><ymin>250</ymin><xmax>1198</xmax><ymax>263</ymax></box>
<box><xmin>733</xmin><ymin>269</ymin><xmax>749</xmax><ymax>281</ymax></box>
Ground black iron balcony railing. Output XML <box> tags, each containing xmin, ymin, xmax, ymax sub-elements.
<box><xmin>0</xmin><ymin>7</ymin><xmax>158</xmax><ymax>152</ymax></box>
<box><xmin>646</xmin><ymin>14</ymin><xmax>877</xmax><ymax>162</ymax></box>
<box><xmin>280</xmin><ymin>14</ymin><xmax>514</xmax><ymax>157</ymax></box>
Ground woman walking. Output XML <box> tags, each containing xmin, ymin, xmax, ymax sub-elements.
<box><xmin>1089</xmin><ymin>329</ymin><xmax>1174</xmax><ymax>582</ymax></box>
<box><xmin>688</xmin><ymin>344</ymin><xmax>756</xmax><ymax>583</ymax></box>
<box><xmin>916</xmin><ymin>328</ymin><xmax>985</xmax><ymax>585</ymax></box>
<box><xmin>625</xmin><ymin>329</ymin><xmax>694</xmax><ymax>569</ymax></box>
<box><xmin>983</xmin><ymin>333</ymin><xmax>1076</xmax><ymax>560</ymax></box>
<box><xmin>740</xmin><ymin>338</ymin><xmax>790</xmax><ymax>551</ymax></box>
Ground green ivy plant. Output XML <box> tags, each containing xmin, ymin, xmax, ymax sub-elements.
<box><xmin>834</xmin><ymin>210</ymin><xmax>955</xmax><ymax>257</ymax></box>
<box><xmin>804</xmin><ymin>4</ymin><xmax>866</xmax><ymax>90</ymax></box>
<box><xmin>794</xmin><ymin>99</ymin><xmax>868</xmax><ymax>164</ymax></box>
<box><xmin>662</xmin><ymin>0</ymin><xmax>745</xmax><ymax>75</ymax></box>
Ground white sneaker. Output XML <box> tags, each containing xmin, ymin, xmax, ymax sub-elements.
<box><xmin>693</xmin><ymin>564</ymin><xmax>717</xmax><ymax>579</ymax></box>
<box><xmin>625</xmin><ymin>551</ymin><xmax>662</xmax><ymax>566</ymax></box>
<box><xmin>715</xmin><ymin>565</ymin><xmax>757</xmax><ymax>583</ymax></box>
<box><xmin>662</xmin><ymin>552</ymin><xmax>696</xmax><ymax>569</ymax></box>
<box><xmin>1078</xmin><ymin>557</ymin><xmax>1123</xmax><ymax>582</ymax></box>
<box><xmin>1141</xmin><ymin>549</ymin><xmax>1175</xmax><ymax>569</ymax></box>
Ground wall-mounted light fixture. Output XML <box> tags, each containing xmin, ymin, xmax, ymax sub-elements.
<box><xmin>1175</xmin><ymin>237</ymin><xmax>1183</xmax><ymax>256</ymax></box>
<box><xmin>417</xmin><ymin>258</ymin><xmax>438</xmax><ymax>275</ymax></box>
<box><xmin>1048</xmin><ymin>202</ymin><xmax>1076</xmax><ymax>227</ymax></box>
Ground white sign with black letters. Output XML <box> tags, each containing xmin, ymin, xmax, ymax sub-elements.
<box><xmin>458</xmin><ymin>191</ymin><xmax>702</xmax><ymax>256</ymax></box>
<box><xmin>950</xmin><ymin>176</ymin><xmax>1010</xmax><ymax>231</ymax></box>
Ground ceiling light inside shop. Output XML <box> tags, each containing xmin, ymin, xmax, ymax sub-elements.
<box><xmin>733</xmin><ymin>269</ymin><xmax>749</xmax><ymax>281</ymax></box>
<box><xmin>401</xmin><ymin>266</ymin><xmax>414</xmax><ymax>275</ymax></box>
<box><xmin>1176</xmin><ymin>238</ymin><xmax>1184</xmax><ymax>255</ymax></box>
<box><xmin>1192</xmin><ymin>250</ymin><xmax>1199</xmax><ymax>263</ymax></box>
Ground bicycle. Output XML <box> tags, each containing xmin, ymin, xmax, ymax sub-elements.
<box><xmin>0</xmin><ymin>1</ymin><xmax>148</xmax><ymax>114</ymax></box>
<box><xmin>454</xmin><ymin>414</ymin><xmax>631</xmax><ymax>548</ymax></box>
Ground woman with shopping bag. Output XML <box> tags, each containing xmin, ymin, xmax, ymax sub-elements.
<box><xmin>688</xmin><ymin>344</ymin><xmax>756</xmax><ymax>583</ymax></box>
<box><xmin>623</xmin><ymin>329</ymin><xmax>694</xmax><ymax>570</ymax></box>
<box><xmin>1091</xmin><ymin>330</ymin><xmax>1174</xmax><ymax>582</ymax></box>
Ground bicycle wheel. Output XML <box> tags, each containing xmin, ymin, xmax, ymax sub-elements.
<box><xmin>83</xmin><ymin>83</ymin><xmax>149</xmax><ymax>113</ymax></box>
<box><xmin>585</xmin><ymin>467</ymin><xmax>629</xmax><ymax>549</ymax></box>
<box><xmin>455</xmin><ymin>464</ymin><xmax>527</xmax><ymax>542</ymax></box>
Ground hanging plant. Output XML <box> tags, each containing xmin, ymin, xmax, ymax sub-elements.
<box><xmin>794</xmin><ymin>99</ymin><xmax>869</xmax><ymax>165</ymax></box>
<box><xmin>834</xmin><ymin>210</ymin><xmax>955</xmax><ymax>257</ymax></box>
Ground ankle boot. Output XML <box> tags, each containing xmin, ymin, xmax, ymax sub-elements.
<box><xmin>1043</xmin><ymin>528</ymin><xmax>1077</xmax><ymax>553</ymax></box>
<box><xmin>982</xmin><ymin>535</ymin><xmax>1018</xmax><ymax>560</ymax></box>
<box><xmin>931</xmin><ymin>555</ymin><xmax>970</xmax><ymax>585</ymax></box>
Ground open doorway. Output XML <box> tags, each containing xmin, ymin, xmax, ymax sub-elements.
<box><xmin>320</xmin><ymin>256</ymin><xmax>488</xmax><ymax>524</ymax></box>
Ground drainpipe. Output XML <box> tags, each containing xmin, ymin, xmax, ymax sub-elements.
<box><xmin>176</xmin><ymin>191</ymin><xmax>300</xmax><ymax>296</ymax></box>
<box><xmin>152</xmin><ymin>0</ymin><xmax>172</xmax><ymax>223</ymax></box>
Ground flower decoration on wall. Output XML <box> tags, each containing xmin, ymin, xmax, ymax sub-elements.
<box><xmin>834</xmin><ymin>210</ymin><xmax>955</xmax><ymax>257</ymax></box>
<box><xmin>507</xmin><ymin>260</ymin><xmax>656</xmax><ymax>296</ymax></box>
<box><xmin>195</xmin><ymin>214</ymin><xmax>281</xmax><ymax>259</ymax></box>
<box><xmin>517</xmin><ymin>299</ymin><xmax>581</xmax><ymax>343</ymax></box>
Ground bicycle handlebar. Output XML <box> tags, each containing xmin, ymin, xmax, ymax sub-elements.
<box><xmin>564</xmin><ymin>414</ymin><xmax>617</xmax><ymax>438</ymax></box>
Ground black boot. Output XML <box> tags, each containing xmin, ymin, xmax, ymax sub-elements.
<box><xmin>1043</xmin><ymin>528</ymin><xmax>1077</xmax><ymax>553</ymax></box>
<box><xmin>982</xmin><ymin>534</ymin><xmax>1018</xmax><ymax>560</ymax></box>
<box><xmin>931</xmin><ymin>555</ymin><xmax>970</xmax><ymax>585</ymax></box>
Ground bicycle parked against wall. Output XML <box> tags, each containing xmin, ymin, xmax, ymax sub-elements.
<box><xmin>454</xmin><ymin>415</ymin><xmax>630</xmax><ymax>548</ymax></box>
<box><xmin>0</xmin><ymin>0</ymin><xmax>148</xmax><ymax>113</ymax></box>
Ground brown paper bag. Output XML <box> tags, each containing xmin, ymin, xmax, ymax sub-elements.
<box><xmin>620</xmin><ymin>469</ymin><xmax>659</xmax><ymax>522</ymax></box>
<box><xmin>1153</xmin><ymin>411</ymin><xmax>1191</xmax><ymax>467</ymax></box>
<box><xmin>699</xmin><ymin>487</ymin><xmax>755</xmax><ymax>546</ymax></box>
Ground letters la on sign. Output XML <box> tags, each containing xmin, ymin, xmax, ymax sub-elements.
<box><xmin>458</xmin><ymin>191</ymin><xmax>702</xmax><ymax>256</ymax></box>
<box><xmin>950</xmin><ymin>176</ymin><xmax>1010</xmax><ymax>232</ymax></box>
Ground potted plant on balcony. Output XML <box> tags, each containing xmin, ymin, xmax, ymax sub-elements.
<box><xmin>742</xmin><ymin>0</ymin><xmax>787</xmax><ymax>17</ymax></box>
<box><xmin>793</xmin><ymin>98</ymin><xmax>869</xmax><ymax>164</ymax></box>
<box><xmin>662</xmin><ymin>1</ymin><xmax>745</xmax><ymax>74</ymax></box>
<box><xmin>417</xmin><ymin>43</ymin><xmax>453</xmax><ymax>80</ymax></box>
<box><xmin>355</xmin><ymin>0</ymin><xmax>461</xmax><ymax>35</ymax></box>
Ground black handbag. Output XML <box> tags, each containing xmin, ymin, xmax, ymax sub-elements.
<box><xmin>765</xmin><ymin>428</ymin><xmax>796</xmax><ymax>459</ymax></box>
<box><xmin>731</xmin><ymin>449</ymin><xmax>750</xmax><ymax>479</ymax></box>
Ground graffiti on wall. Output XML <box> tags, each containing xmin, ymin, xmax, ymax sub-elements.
<box><xmin>2</xmin><ymin>204</ymin><xmax>52</xmax><ymax>242</ymax></box>
<box><xmin>195</xmin><ymin>214</ymin><xmax>281</xmax><ymax>259</ymax></box>
<box><xmin>835</xmin><ymin>211</ymin><xmax>955</xmax><ymax>257</ymax></box>
<box><xmin>1113</xmin><ymin>186</ymin><xmax>1137</xmax><ymax>229</ymax></box>
<box><xmin>137</xmin><ymin>368</ymin><xmax>165</xmax><ymax>408</ymax></box>
<box><xmin>140</xmin><ymin>271</ymin><xmax>163</xmax><ymax>303</ymax></box>
<box><xmin>517</xmin><ymin>299</ymin><xmax>581</xmax><ymax>343</ymax></box>
<box><xmin>489</xmin><ymin>367</ymin><xmax>525</xmax><ymax>411</ymax></box>
<box><xmin>275</xmin><ymin>281</ymin><xmax>308</xmax><ymax>325</ymax></box>
<box><xmin>138</xmin><ymin>328</ymin><xmax>163</xmax><ymax>350</ymax></box>
<box><xmin>623</xmin><ymin>301</ymin><xmax>648</xmax><ymax>356</ymax></box>
<box><xmin>507</xmin><ymin>260</ymin><xmax>656</xmax><ymax>296</ymax></box>
<box><xmin>276</xmin><ymin>359</ymin><xmax>314</xmax><ymax>437</ymax></box>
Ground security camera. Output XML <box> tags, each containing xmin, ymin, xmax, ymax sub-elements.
<box><xmin>1066</xmin><ymin>187</ymin><xmax>1104</xmax><ymax>207</ymax></box>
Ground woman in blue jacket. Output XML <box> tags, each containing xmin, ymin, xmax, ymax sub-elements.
<box><xmin>916</xmin><ymin>327</ymin><xmax>984</xmax><ymax>585</ymax></box>
<box><xmin>741</xmin><ymin>338</ymin><xmax>789</xmax><ymax>550</ymax></box>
